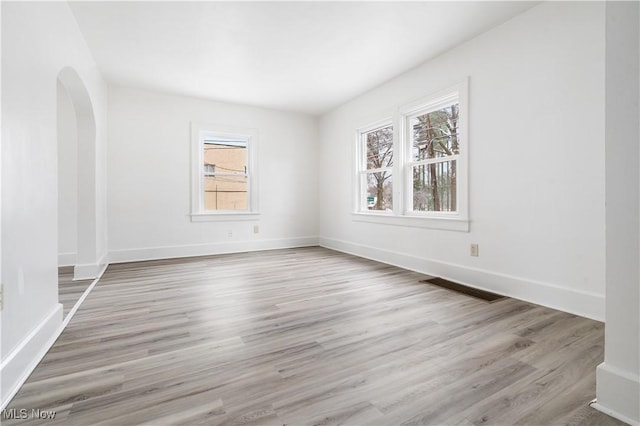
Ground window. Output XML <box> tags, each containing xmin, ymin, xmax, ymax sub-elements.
<box><xmin>406</xmin><ymin>97</ymin><xmax>460</xmax><ymax>214</ymax></box>
<box><xmin>203</xmin><ymin>136</ymin><xmax>248</xmax><ymax>211</ymax></box>
<box><xmin>357</xmin><ymin>123</ymin><xmax>394</xmax><ymax>213</ymax></box>
<box><xmin>354</xmin><ymin>81</ymin><xmax>468</xmax><ymax>231</ymax></box>
<box><xmin>191</xmin><ymin>123</ymin><xmax>258</xmax><ymax>220</ymax></box>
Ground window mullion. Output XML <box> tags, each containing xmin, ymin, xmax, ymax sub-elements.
<box><xmin>404</xmin><ymin>115</ymin><xmax>413</xmax><ymax>215</ymax></box>
<box><xmin>393</xmin><ymin>114</ymin><xmax>403</xmax><ymax>216</ymax></box>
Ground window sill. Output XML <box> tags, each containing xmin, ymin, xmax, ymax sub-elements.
<box><xmin>352</xmin><ymin>212</ymin><xmax>469</xmax><ymax>232</ymax></box>
<box><xmin>190</xmin><ymin>212</ymin><xmax>260</xmax><ymax>222</ymax></box>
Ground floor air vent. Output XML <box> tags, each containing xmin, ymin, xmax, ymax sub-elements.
<box><xmin>421</xmin><ymin>277</ymin><xmax>506</xmax><ymax>302</ymax></box>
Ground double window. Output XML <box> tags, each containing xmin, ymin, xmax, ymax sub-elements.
<box><xmin>191</xmin><ymin>123</ymin><xmax>258</xmax><ymax>220</ymax></box>
<box><xmin>355</xmin><ymin>81</ymin><xmax>468</xmax><ymax>231</ymax></box>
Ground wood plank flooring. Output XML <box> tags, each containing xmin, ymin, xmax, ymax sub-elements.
<box><xmin>4</xmin><ymin>247</ymin><xmax>624</xmax><ymax>425</ymax></box>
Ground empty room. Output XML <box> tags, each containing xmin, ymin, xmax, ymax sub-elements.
<box><xmin>1</xmin><ymin>1</ymin><xmax>639</xmax><ymax>425</ymax></box>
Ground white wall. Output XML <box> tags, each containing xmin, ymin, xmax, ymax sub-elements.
<box><xmin>318</xmin><ymin>1</ymin><xmax>606</xmax><ymax>320</ymax></box>
<box><xmin>0</xmin><ymin>0</ymin><xmax>3</xmax><ymax>396</ymax></box>
<box><xmin>1</xmin><ymin>2</ymin><xmax>108</xmax><ymax>407</ymax></box>
<box><xmin>596</xmin><ymin>2</ymin><xmax>640</xmax><ymax>424</ymax></box>
<box><xmin>57</xmin><ymin>81</ymin><xmax>78</xmax><ymax>265</ymax></box>
<box><xmin>107</xmin><ymin>87</ymin><xmax>318</xmax><ymax>262</ymax></box>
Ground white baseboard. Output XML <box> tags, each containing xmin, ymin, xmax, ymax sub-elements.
<box><xmin>73</xmin><ymin>254</ymin><xmax>108</xmax><ymax>281</ymax></box>
<box><xmin>58</xmin><ymin>252</ymin><xmax>76</xmax><ymax>267</ymax></box>
<box><xmin>108</xmin><ymin>237</ymin><xmax>320</xmax><ymax>264</ymax></box>
<box><xmin>596</xmin><ymin>362</ymin><xmax>640</xmax><ymax>425</ymax></box>
<box><xmin>73</xmin><ymin>263</ymin><xmax>107</xmax><ymax>281</ymax></box>
<box><xmin>319</xmin><ymin>237</ymin><xmax>605</xmax><ymax>321</ymax></box>
<box><xmin>0</xmin><ymin>304</ymin><xmax>63</xmax><ymax>410</ymax></box>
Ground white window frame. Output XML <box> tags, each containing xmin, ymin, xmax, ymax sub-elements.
<box><xmin>355</xmin><ymin>119</ymin><xmax>395</xmax><ymax>215</ymax></box>
<box><xmin>353</xmin><ymin>80</ymin><xmax>469</xmax><ymax>232</ymax></box>
<box><xmin>190</xmin><ymin>122</ymin><xmax>259</xmax><ymax>222</ymax></box>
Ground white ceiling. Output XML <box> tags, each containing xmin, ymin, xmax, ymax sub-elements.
<box><xmin>69</xmin><ymin>1</ymin><xmax>538</xmax><ymax>115</ymax></box>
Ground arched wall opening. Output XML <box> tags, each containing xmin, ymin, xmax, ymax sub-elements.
<box><xmin>56</xmin><ymin>67</ymin><xmax>99</xmax><ymax>281</ymax></box>
<box><xmin>57</xmin><ymin>79</ymin><xmax>78</xmax><ymax>266</ymax></box>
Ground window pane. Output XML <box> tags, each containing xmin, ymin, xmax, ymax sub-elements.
<box><xmin>366</xmin><ymin>171</ymin><xmax>392</xmax><ymax>211</ymax></box>
<box><xmin>202</xmin><ymin>138</ymin><xmax>248</xmax><ymax>211</ymax></box>
<box><xmin>413</xmin><ymin>160</ymin><xmax>457</xmax><ymax>212</ymax></box>
<box><xmin>203</xmin><ymin>140</ymin><xmax>247</xmax><ymax>175</ymax></box>
<box><xmin>204</xmin><ymin>175</ymin><xmax>247</xmax><ymax>211</ymax></box>
<box><xmin>365</xmin><ymin>125</ymin><xmax>393</xmax><ymax>169</ymax></box>
<box><xmin>411</xmin><ymin>103</ymin><xmax>459</xmax><ymax>161</ymax></box>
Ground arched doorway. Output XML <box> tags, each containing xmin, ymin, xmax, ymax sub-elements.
<box><xmin>56</xmin><ymin>67</ymin><xmax>98</xmax><ymax>284</ymax></box>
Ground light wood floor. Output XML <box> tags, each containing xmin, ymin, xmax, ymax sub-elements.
<box><xmin>5</xmin><ymin>247</ymin><xmax>624</xmax><ymax>425</ymax></box>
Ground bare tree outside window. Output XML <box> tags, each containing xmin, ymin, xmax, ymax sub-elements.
<box><xmin>353</xmin><ymin>85</ymin><xmax>467</xmax><ymax>229</ymax></box>
<box><xmin>362</xmin><ymin>125</ymin><xmax>393</xmax><ymax>211</ymax></box>
<box><xmin>411</xmin><ymin>103</ymin><xmax>459</xmax><ymax>212</ymax></box>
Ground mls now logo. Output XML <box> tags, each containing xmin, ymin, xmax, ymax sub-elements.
<box><xmin>3</xmin><ymin>408</ymin><xmax>56</xmax><ymax>420</ymax></box>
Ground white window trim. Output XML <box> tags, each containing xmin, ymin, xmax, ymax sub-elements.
<box><xmin>190</xmin><ymin>122</ymin><xmax>259</xmax><ymax>222</ymax></box>
<box><xmin>352</xmin><ymin>79</ymin><xmax>469</xmax><ymax>232</ymax></box>
<box><xmin>401</xmin><ymin>81</ymin><xmax>469</xmax><ymax>222</ymax></box>
<box><xmin>352</xmin><ymin>213</ymin><xmax>469</xmax><ymax>232</ymax></box>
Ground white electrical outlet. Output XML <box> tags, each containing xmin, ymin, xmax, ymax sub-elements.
<box><xmin>253</xmin><ymin>225</ymin><xmax>259</xmax><ymax>234</ymax></box>
<box><xmin>470</xmin><ymin>243</ymin><xmax>479</xmax><ymax>257</ymax></box>
<box><xmin>228</xmin><ymin>230</ymin><xmax>233</xmax><ymax>237</ymax></box>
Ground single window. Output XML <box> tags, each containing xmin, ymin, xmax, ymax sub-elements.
<box><xmin>357</xmin><ymin>123</ymin><xmax>394</xmax><ymax>213</ymax></box>
<box><xmin>191</xmin><ymin>123</ymin><xmax>258</xmax><ymax>219</ymax></box>
<box><xmin>407</xmin><ymin>102</ymin><xmax>460</xmax><ymax>213</ymax></box>
<box><xmin>203</xmin><ymin>137</ymin><xmax>248</xmax><ymax>211</ymax></box>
